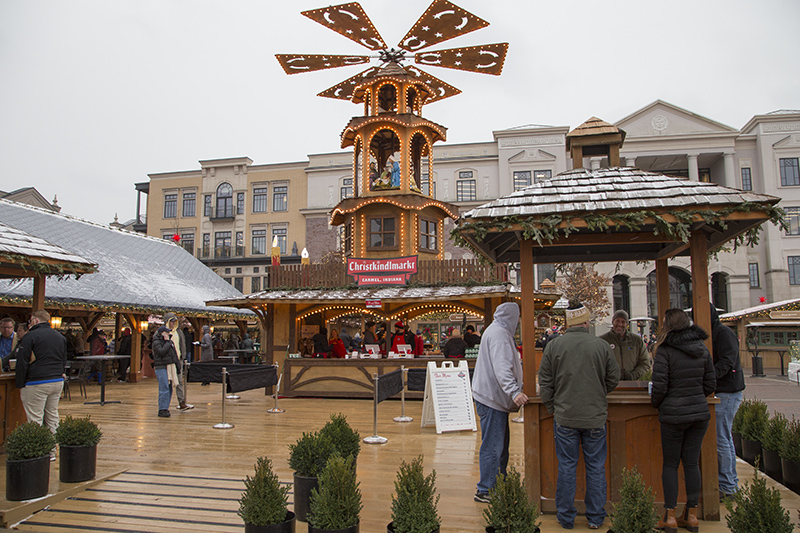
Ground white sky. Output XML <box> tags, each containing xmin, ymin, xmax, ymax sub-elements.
<box><xmin>1</xmin><ymin>0</ymin><xmax>798</xmax><ymax>226</ymax></box>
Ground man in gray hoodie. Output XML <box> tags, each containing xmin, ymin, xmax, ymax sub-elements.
<box><xmin>471</xmin><ymin>302</ymin><xmax>528</xmax><ymax>503</ymax></box>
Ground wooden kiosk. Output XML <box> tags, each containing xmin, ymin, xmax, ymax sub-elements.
<box><xmin>454</xmin><ymin>118</ymin><xmax>784</xmax><ymax>520</ymax></box>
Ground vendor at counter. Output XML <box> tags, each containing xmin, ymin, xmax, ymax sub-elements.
<box><xmin>599</xmin><ymin>310</ymin><xmax>651</xmax><ymax>381</ymax></box>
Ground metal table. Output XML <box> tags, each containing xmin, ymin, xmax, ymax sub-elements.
<box><xmin>76</xmin><ymin>355</ymin><xmax>131</xmax><ymax>405</ymax></box>
<box><xmin>223</xmin><ymin>349</ymin><xmax>257</xmax><ymax>365</ymax></box>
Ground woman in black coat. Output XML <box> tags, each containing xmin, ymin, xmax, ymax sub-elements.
<box><xmin>651</xmin><ymin>308</ymin><xmax>715</xmax><ymax>532</ymax></box>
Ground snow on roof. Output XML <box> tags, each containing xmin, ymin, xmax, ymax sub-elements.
<box><xmin>0</xmin><ymin>199</ymin><xmax>251</xmax><ymax>317</ymax></box>
<box><xmin>0</xmin><ymin>220</ymin><xmax>95</xmax><ymax>270</ymax></box>
<box><xmin>719</xmin><ymin>298</ymin><xmax>800</xmax><ymax>321</ymax></box>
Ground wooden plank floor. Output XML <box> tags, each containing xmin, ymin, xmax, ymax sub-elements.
<box><xmin>3</xmin><ymin>377</ymin><xmax>796</xmax><ymax>532</ymax></box>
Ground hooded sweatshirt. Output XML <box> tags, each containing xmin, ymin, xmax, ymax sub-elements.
<box><xmin>650</xmin><ymin>324</ymin><xmax>716</xmax><ymax>424</ymax></box>
<box><xmin>472</xmin><ymin>302</ymin><xmax>524</xmax><ymax>413</ymax></box>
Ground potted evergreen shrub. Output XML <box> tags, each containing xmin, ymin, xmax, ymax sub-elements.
<box><xmin>482</xmin><ymin>466</ymin><xmax>540</xmax><ymax>533</ymax></box>
<box><xmin>725</xmin><ymin>465</ymin><xmax>793</xmax><ymax>532</ymax></box>
<box><xmin>239</xmin><ymin>457</ymin><xmax>295</xmax><ymax>533</ymax></box>
<box><xmin>732</xmin><ymin>398</ymin><xmax>749</xmax><ymax>458</ymax></box>
<box><xmin>740</xmin><ymin>399</ymin><xmax>768</xmax><ymax>469</ymax></box>
<box><xmin>308</xmin><ymin>455</ymin><xmax>362</xmax><ymax>533</ymax></box>
<box><xmin>319</xmin><ymin>413</ymin><xmax>360</xmax><ymax>468</ymax></box>
<box><xmin>5</xmin><ymin>422</ymin><xmax>56</xmax><ymax>501</ymax></box>
<box><xmin>55</xmin><ymin>415</ymin><xmax>102</xmax><ymax>483</ymax></box>
<box><xmin>780</xmin><ymin>416</ymin><xmax>800</xmax><ymax>493</ymax></box>
<box><xmin>387</xmin><ymin>455</ymin><xmax>440</xmax><ymax>533</ymax></box>
<box><xmin>608</xmin><ymin>467</ymin><xmax>658</xmax><ymax>533</ymax></box>
<box><xmin>288</xmin><ymin>430</ymin><xmax>336</xmax><ymax>522</ymax></box>
<box><xmin>761</xmin><ymin>411</ymin><xmax>788</xmax><ymax>484</ymax></box>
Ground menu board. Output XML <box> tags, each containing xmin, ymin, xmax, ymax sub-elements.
<box><xmin>421</xmin><ymin>360</ymin><xmax>477</xmax><ymax>434</ymax></box>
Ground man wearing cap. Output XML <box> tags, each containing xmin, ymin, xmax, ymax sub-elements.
<box><xmin>389</xmin><ymin>321</ymin><xmax>414</xmax><ymax>354</ymax></box>
<box><xmin>539</xmin><ymin>303</ymin><xmax>620</xmax><ymax>530</ymax></box>
<box><xmin>599</xmin><ymin>310</ymin><xmax>650</xmax><ymax>381</ymax></box>
<box><xmin>471</xmin><ymin>302</ymin><xmax>528</xmax><ymax>503</ymax></box>
<box><xmin>151</xmin><ymin>324</ymin><xmax>179</xmax><ymax>417</ymax></box>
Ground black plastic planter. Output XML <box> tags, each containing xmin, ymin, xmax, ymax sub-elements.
<box><xmin>244</xmin><ymin>511</ymin><xmax>296</xmax><ymax>533</ymax></box>
<box><xmin>732</xmin><ymin>431</ymin><xmax>743</xmax><ymax>458</ymax></box>
<box><xmin>387</xmin><ymin>522</ymin><xmax>439</xmax><ymax>533</ymax></box>
<box><xmin>60</xmin><ymin>444</ymin><xmax>97</xmax><ymax>483</ymax></box>
<box><xmin>763</xmin><ymin>447</ymin><xmax>783</xmax><ymax>484</ymax></box>
<box><xmin>782</xmin><ymin>458</ymin><xmax>800</xmax><ymax>494</ymax></box>
<box><xmin>6</xmin><ymin>455</ymin><xmax>50</xmax><ymax>501</ymax></box>
<box><xmin>308</xmin><ymin>523</ymin><xmax>359</xmax><ymax>533</ymax></box>
<box><xmin>293</xmin><ymin>473</ymin><xmax>318</xmax><ymax>523</ymax></box>
<box><xmin>741</xmin><ymin>438</ymin><xmax>762</xmax><ymax>469</ymax></box>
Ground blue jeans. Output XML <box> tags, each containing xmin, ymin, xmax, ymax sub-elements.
<box><xmin>554</xmin><ymin>421</ymin><xmax>608</xmax><ymax>528</ymax></box>
<box><xmin>475</xmin><ymin>401</ymin><xmax>510</xmax><ymax>494</ymax></box>
<box><xmin>155</xmin><ymin>367</ymin><xmax>173</xmax><ymax>411</ymax></box>
<box><xmin>716</xmin><ymin>391</ymin><xmax>743</xmax><ymax>493</ymax></box>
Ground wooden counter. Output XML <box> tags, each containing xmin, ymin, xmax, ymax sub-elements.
<box><xmin>524</xmin><ymin>390</ymin><xmax>720</xmax><ymax>520</ymax></box>
<box><xmin>281</xmin><ymin>357</ymin><xmax>475</xmax><ymax>399</ymax></box>
<box><xmin>0</xmin><ymin>373</ymin><xmax>27</xmax><ymax>450</ymax></box>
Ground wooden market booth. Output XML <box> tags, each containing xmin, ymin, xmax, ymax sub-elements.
<box><xmin>454</xmin><ymin>118</ymin><xmax>784</xmax><ymax>520</ymax></box>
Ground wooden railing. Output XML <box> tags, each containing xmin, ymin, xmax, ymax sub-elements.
<box><xmin>263</xmin><ymin>259</ymin><xmax>508</xmax><ymax>289</ymax></box>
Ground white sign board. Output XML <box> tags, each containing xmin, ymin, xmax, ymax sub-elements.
<box><xmin>421</xmin><ymin>360</ymin><xmax>477</xmax><ymax>434</ymax></box>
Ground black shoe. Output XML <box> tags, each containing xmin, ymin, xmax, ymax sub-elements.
<box><xmin>474</xmin><ymin>491</ymin><xmax>490</xmax><ymax>503</ymax></box>
<box><xmin>158</xmin><ymin>410</ymin><xmax>170</xmax><ymax>418</ymax></box>
<box><xmin>201</xmin><ymin>382</ymin><xmax>209</xmax><ymax>386</ymax></box>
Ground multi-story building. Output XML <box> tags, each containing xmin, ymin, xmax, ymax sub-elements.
<box><xmin>138</xmin><ymin>100</ymin><xmax>800</xmax><ymax>330</ymax></box>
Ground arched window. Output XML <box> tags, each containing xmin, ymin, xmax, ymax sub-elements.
<box><xmin>410</xmin><ymin>133</ymin><xmax>428</xmax><ymax>192</ymax></box>
<box><xmin>377</xmin><ymin>83</ymin><xmax>397</xmax><ymax>113</ymax></box>
<box><xmin>369</xmin><ymin>129</ymin><xmax>401</xmax><ymax>190</ymax></box>
<box><xmin>215</xmin><ymin>183</ymin><xmax>233</xmax><ymax>218</ymax></box>
<box><xmin>406</xmin><ymin>87</ymin><xmax>418</xmax><ymax>113</ymax></box>
<box><xmin>711</xmin><ymin>272</ymin><xmax>730</xmax><ymax>313</ymax></box>
<box><xmin>613</xmin><ymin>275</ymin><xmax>630</xmax><ymax>315</ymax></box>
<box><xmin>646</xmin><ymin>267</ymin><xmax>692</xmax><ymax>321</ymax></box>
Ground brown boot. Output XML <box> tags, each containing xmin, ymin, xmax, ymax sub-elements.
<box><xmin>656</xmin><ymin>508</ymin><xmax>677</xmax><ymax>532</ymax></box>
<box><xmin>677</xmin><ymin>506</ymin><xmax>699</xmax><ymax>532</ymax></box>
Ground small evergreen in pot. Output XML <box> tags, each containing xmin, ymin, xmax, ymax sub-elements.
<box><xmin>288</xmin><ymin>430</ymin><xmax>336</xmax><ymax>522</ymax></box>
<box><xmin>482</xmin><ymin>466</ymin><xmax>540</xmax><ymax>533</ymax></box>
<box><xmin>780</xmin><ymin>416</ymin><xmax>800</xmax><ymax>493</ymax></box>
<box><xmin>319</xmin><ymin>413</ymin><xmax>360</xmax><ymax>464</ymax></box>
<box><xmin>761</xmin><ymin>412</ymin><xmax>788</xmax><ymax>484</ymax></box>
<box><xmin>238</xmin><ymin>457</ymin><xmax>295</xmax><ymax>533</ymax></box>
<box><xmin>725</xmin><ymin>465</ymin><xmax>793</xmax><ymax>532</ymax></box>
<box><xmin>740</xmin><ymin>399</ymin><xmax>768</xmax><ymax>469</ymax></box>
<box><xmin>388</xmin><ymin>455</ymin><xmax>440</xmax><ymax>533</ymax></box>
<box><xmin>608</xmin><ymin>467</ymin><xmax>659</xmax><ymax>533</ymax></box>
<box><xmin>55</xmin><ymin>415</ymin><xmax>102</xmax><ymax>483</ymax></box>
<box><xmin>308</xmin><ymin>455</ymin><xmax>362</xmax><ymax>533</ymax></box>
<box><xmin>5</xmin><ymin>422</ymin><xmax>56</xmax><ymax>501</ymax></box>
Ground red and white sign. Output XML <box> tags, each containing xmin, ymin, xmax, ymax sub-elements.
<box><xmin>347</xmin><ymin>255</ymin><xmax>418</xmax><ymax>286</ymax></box>
<box><xmin>365</xmin><ymin>299</ymin><xmax>382</xmax><ymax>309</ymax></box>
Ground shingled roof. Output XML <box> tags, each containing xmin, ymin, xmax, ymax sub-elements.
<box><xmin>0</xmin><ymin>220</ymin><xmax>95</xmax><ymax>278</ymax></box>
<box><xmin>0</xmin><ymin>199</ymin><xmax>251</xmax><ymax>318</ymax></box>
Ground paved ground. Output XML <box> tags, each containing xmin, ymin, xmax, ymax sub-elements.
<box><xmin>742</xmin><ymin>367</ymin><xmax>800</xmax><ymax>418</ymax></box>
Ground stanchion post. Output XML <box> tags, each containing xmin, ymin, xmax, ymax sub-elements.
<box><xmin>363</xmin><ymin>372</ymin><xmax>387</xmax><ymax>444</ymax></box>
<box><xmin>183</xmin><ymin>361</ymin><xmax>190</xmax><ymax>404</ymax></box>
<box><xmin>393</xmin><ymin>366</ymin><xmax>412</xmax><ymax>423</ymax></box>
<box><xmin>267</xmin><ymin>363</ymin><xmax>285</xmax><ymax>414</ymax></box>
<box><xmin>214</xmin><ymin>367</ymin><xmax>234</xmax><ymax>429</ymax></box>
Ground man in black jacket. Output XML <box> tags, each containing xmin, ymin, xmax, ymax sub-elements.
<box><xmin>15</xmin><ymin>310</ymin><xmax>66</xmax><ymax>442</ymax></box>
<box><xmin>709</xmin><ymin>304</ymin><xmax>745</xmax><ymax>499</ymax></box>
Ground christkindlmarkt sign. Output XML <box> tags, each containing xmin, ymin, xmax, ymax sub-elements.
<box><xmin>347</xmin><ymin>256</ymin><xmax>418</xmax><ymax>286</ymax></box>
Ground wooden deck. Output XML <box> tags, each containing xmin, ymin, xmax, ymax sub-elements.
<box><xmin>0</xmin><ymin>378</ymin><xmax>796</xmax><ymax>532</ymax></box>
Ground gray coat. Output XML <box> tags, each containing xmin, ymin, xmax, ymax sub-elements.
<box><xmin>200</xmin><ymin>327</ymin><xmax>213</xmax><ymax>362</ymax></box>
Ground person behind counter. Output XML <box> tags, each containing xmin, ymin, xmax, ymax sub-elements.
<box><xmin>389</xmin><ymin>321</ymin><xmax>415</xmax><ymax>354</ymax></box>
<box><xmin>312</xmin><ymin>327</ymin><xmax>331</xmax><ymax>358</ymax></box>
<box><xmin>442</xmin><ymin>329</ymin><xmax>468</xmax><ymax>358</ymax></box>
<box><xmin>328</xmin><ymin>328</ymin><xmax>347</xmax><ymax>358</ymax></box>
<box><xmin>599</xmin><ymin>310</ymin><xmax>650</xmax><ymax>380</ymax></box>
<box><xmin>464</xmin><ymin>325</ymin><xmax>481</xmax><ymax>348</ymax></box>
<box><xmin>0</xmin><ymin>317</ymin><xmax>20</xmax><ymax>371</ymax></box>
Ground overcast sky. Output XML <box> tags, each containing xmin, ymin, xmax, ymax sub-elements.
<box><xmin>1</xmin><ymin>0</ymin><xmax>798</xmax><ymax>226</ymax></box>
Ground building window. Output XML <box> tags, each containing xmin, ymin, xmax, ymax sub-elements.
<box><xmin>253</xmin><ymin>266</ymin><xmax>260</xmax><ymax>273</ymax></box>
<box><xmin>181</xmin><ymin>232</ymin><xmax>194</xmax><ymax>254</ymax></box>
<box><xmin>223</xmin><ymin>277</ymin><xmax>232</xmax><ymax>284</ymax></box>
<box><xmin>235</xmin><ymin>231</ymin><xmax>244</xmax><ymax>256</ymax></box>
<box><xmin>513</xmin><ymin>171</ymin><xmax>531</xmax><ymax>191</ymax></box>
<box><xmin>341</xmin><ymin>178</ymin><xmax>354</xmax><ymax>200</ymax></box>
<box><xmin>251</xmin><ymin>276</ymin><xmax>261</xmax><ymax>293</ymax></box>
<box><xmin>741</xmin><ymin>168</ymin><xmax>752</xmax><ymax>191</ymax></box>
<box><xmin>234</xmin><ymin>277</ymin><xmax>243</xmax><ymax>292</ymax></box>
<box><xmin>253</xmin><ymin>187</ymin><xmax>268</xmax><ymax>213</ymax></box>
<box><xmin>613</xmin><ymin>275</ymin><xmax>630</xmax><ymax>315</ymax></box>
<box><xmin>272</xmin><ymin>227</ymin><xmax>287</xmax><ymax>254</ymax></box>
<box><xmin>215</xmin><ymin>231</ymin><xmax>231</xmax><ymax>258</ymax></box>
<box><xmin>749</xmin><ymin>263</ymin><xmax>760</xmax><ymax>288</ymax></box>
<box><xmin>421</xmin><ymin>173</ymin><xmax>430</xmax><ymax>195</ymax></box>
<box><xmin>420</xmin><ymin>219</ymin><xmax>437</xmax><ymax>251</ymax></box>
<box><xmin>182</xmin><ymin>192</ymin><xmax>196</xmax><ymax>217</ymax></box>
<box><xmin>537</xmin><ymin>264</ymin><xmax>555</xmax><ymax>284</ymax></box>
<box><xmin>237</xmin><ymin>192</ymin><xmax>245</xmax><ymax>215</ymax></box>
<box><xmin>204</xmin><ymin>195</ymin><xmax>212</xmax><ymax>217</ymax></box>
<box><xmin>163</xmin><ymin>194</ymin><xmax>177</xmax><ymax>218</ymax></box>
<box><xmin>786</xmin><ymin>207</ymin><xmax>800</xmax><ymax>235</ymax></box>
<box><xmin>236</xmin><ymin>267</ymin><xmax>242</xmax><ymax>274</ymax></box>
<box><xmin>216</xmin><ymin>183</ymin><xmax>233</xmax><ymax>218</ymax></box>
<box><xmin>711</xmin><ymin>272</ymin><xmax>729</xmax><ymax>313</ymax></box>
<box><xmin>202</xmin><ymin>233</ymin><xmax>210</xmax><ymax>257</ymax></box>
<box><xmin>252</xmin><ymin>229</ymin><xmax>267</xmax><ymax>255</ymax></box>
<box><xmin>534</xmin><ymin>170</ymin><xmax>552</xmax><ymax>182</ymax></box>
<box><xmin>224</xmin><ymin>268</ymin><xmax>231</xmax><ymax>274</ymax></box>
<box><xmin>790</xmin><ymin>256</ymin><xmax>800</xmax><ymax>285</ymax></box>
<box><xmin>457</xmin><ymin>171</ymin><xmax>476</xmax><ymax>201</ymax></box>
<box><xmin>162</xmin><ymin>233</ymin><xmax>172</xmax><ymax>241</ymax></box>
<box><xmin>369</xmin><ymin>217</ymin><xmax>395</xmax><ymax>248</ymax></box>
<box><xmin>781</xmin><ymin>158</ymin><xmax>800</xmax><ymax>186</ymax></box>
<box><xmin>273</xmin><ymin>186</ymin><xmax>288</xmax><ymax>212</ymax></box>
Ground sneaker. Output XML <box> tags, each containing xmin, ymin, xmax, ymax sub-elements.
<box><xmin>588</xmin><ymin>524</ymin><xmax>601</xmax><ymax>530</ymax></box>
<box><xmin>158</xmin><ymin>410</ymin><xmax>171</xmax><ymax>418</ymax></box>
<box><xmin>474</xmin><ymin>491</ymin><xmax>490</xmax><ymax>503</ymax></box>
<box><xmin>178</xmin><ymin>403</ymin><xmax>194</xmax><ymax>411</ymax></box>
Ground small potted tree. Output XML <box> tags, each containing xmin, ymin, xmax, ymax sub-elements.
<box><xmin>608</xmin><ymin>467</ymin><xmax>658</xmax><ymax>533</ymax></box>
<box><xmin>5</xmin><ymin>422</ymin><xmax>56</xmax><ymax>501</ymax></box>
<box><xmin>55</xmin><ymin>415</ymin><xmax>102</xmax><ymax>483</ymax></box>
<box><xmin>732</xmin><ymin>398</ymin><xmax>750</xmax><ymax>458</ymax></box>
<box><xmin>319</xmin><ymin>413</ymin><xmax>360</xmax><ymax>469</ymax></box>
<box><xmin>780</xmin><ymin>416</ymin><xmax>800</xmax><ymax>493</ymax></box>
<box><xmin>388</xmin><ymin>456</ymin><xmax>440</xmax><ymax>533</ymax></box>
<box><xmin>288</xmin><ymin>430</ymin><xmax>336</xmax><ymax>522</ymax></box>
<box><xmin>482</xmin><ymin>466</ymin><xmax>540</xmax><ymax>533</ymax></box>
<box><xmin>761</xmin><ymin>411</ymin><xmax>788</xmax><ymax>484</ymax></box>
<box><xmin>308</xmin><ymin>455</ymin><xmax>362</xmax><ymax>533</ymax></box>
<box><xmin>238</xmin><ymin>457</ymin><xmax>295</xmax><ymax>533</ymax></box>
<box><xmin>740</xmin><ymin>399</ymin><xmax>768</xmax><ymax>469</ymax></box>
<box><xmin>725</xmin><ymin>465</ymin><xmax>793</xmax><ymax>532</ymax></box>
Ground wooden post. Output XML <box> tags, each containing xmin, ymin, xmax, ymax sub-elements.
<box><xmin>520</xmin><ymin>238</ymin><xmax>540</xmax><ymax>506</ymax></box>
<box><xmin>690</xmin><ymin>231</ymin><xmax>712</xmax><ymax>352</ymax></box>
<box><xmin>655</xmin><ymin>259</ymin><xmax>670</xmax><ymax>330</ymax></box>
<box><xmin>31</xmin><ymin>275</ymin><xmax>45</xmax><ymax>312</ymax></box>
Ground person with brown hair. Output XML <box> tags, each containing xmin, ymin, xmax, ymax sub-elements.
<box><xmin>651</xmin><ymin>308</ymin><xmax>716</xmax><ymax>532</ymax></box>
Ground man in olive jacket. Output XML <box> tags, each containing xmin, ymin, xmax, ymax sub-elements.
<box><xmin>539</xmin><ymin>303</ymin><xmax>620</xmax><ymax>530</ymax></box>
<box><xmin>599</xmin><ymin>310</ymin><xmax>650</xmax><ymax>380</ymax></box>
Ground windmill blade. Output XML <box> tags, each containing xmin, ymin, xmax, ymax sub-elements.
<box><xmin>398</xmin><ymin>0</ymin><xmax>489</xmax><ymax>52</ymax></box>
<box><xmin>276</xmin><ymin>54</ymin><xmax>371</xmax><ymax>75</ymax></box>
<box><xmin>318</xmin><ymin>67</ymin><xmax>381</xmax><ymax>101</ymax></box>
<box><xmin>405</xmin><ymin>66</ymin><xmax>462</xmax><ymax>103</ymax></box>
<box><xmin>414</xmin><ymin>43</ymin><xmax>508</xmax><ymax>75</ymax></box>
<box><xmin>302</xmin><ymin>3</ymin><xmax>387</xmax><ymax>51</ymax></box>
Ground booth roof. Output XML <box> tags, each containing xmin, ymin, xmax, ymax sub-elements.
<box><xmin>0</xmin><ymin>220</ymin><xmax>95</xmax><ymax>275</ymax></box>
<box><xmin>719</xmin><ymin>298</ymin><xmax>800</xmax><ymax>322</ymax></box>
<box><xmin>0</xmin><ymin>199</ymin><xmax>252</xmax><ymax>318</ymax></box>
